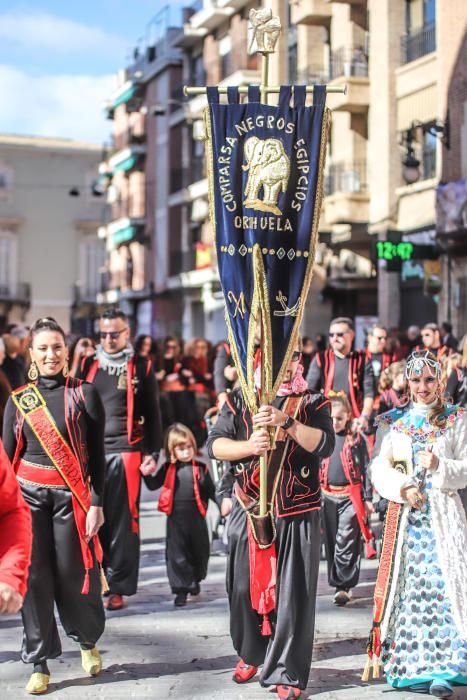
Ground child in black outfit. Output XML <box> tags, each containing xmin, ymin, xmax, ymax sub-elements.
<box><xmin>320</xmin><ymin>393</ymin><xmax>375</xmax><ymax>606</ymax></box>
<box><xmin>153</xmin><ymin>423</ymin><xmax>217</xmax><ymax>607</ymax></box>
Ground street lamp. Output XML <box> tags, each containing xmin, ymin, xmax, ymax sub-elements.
<box><xmin>401</xmin><ymin>115</ymin><xmax>450</xmax><ymax>185</ymax></box>
<box><xmin>401</xmin><ymin>128</ymin><xmax>421</xmax><ymax>185</ymax></box>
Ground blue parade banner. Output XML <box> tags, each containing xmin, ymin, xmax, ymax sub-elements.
<box><xmin>205</xmin><ymin>84</ymin><xmax>330</xmax><ymax>411</ymax></box>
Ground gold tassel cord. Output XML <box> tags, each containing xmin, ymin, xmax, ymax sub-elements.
<box><xmin>100</xmin><ymin>566</ymin><xmax>109</xmax><ymax>595</ymax></box>
<box><xmin>361</xmin><ymin>656</ymin><xmax>372</xmax><ymax>683</ymax></box>
<box><xmin>372</xmin><ymin>655</ymin><xmax>381</xmax><ymax>679</ymax></box>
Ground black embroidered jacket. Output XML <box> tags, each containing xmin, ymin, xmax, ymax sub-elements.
<box><xmin>206</xmin><ymin>388</ymin><xmax>334</xmax><ymax>517</ymax></box>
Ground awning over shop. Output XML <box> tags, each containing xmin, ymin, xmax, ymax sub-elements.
<box><xmin>111</xmin><ymin>154</ymin><xmax>139</xmax><ymax>176</ymax></box>
<box><xmin>112</xmin><ymin>84</ymin><xmax>138</xmax><ymax>110</ymax></box>
<box><xmin>111</xmin><ymin>225</ymin><xmax>136</xmax><ymax>247</ymax></box>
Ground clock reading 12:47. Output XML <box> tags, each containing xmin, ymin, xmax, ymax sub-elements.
<box><xmin>376</xmin><ymin>241</ymin><xmax>414</xmax><ymax>262</ymax></box>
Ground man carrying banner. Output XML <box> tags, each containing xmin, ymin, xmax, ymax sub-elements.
<box><xmin>77</xmin><ymin>308</ymin><xmax>162</xmax><ymax>611</ymax></box>
<box><xmin>188</xmin><ymin>8</ymin><xmax>346</xmax><ymax>693</ymax></box>
<box><xmin>207</xmin><ymin>340</ymin><xmax>334</xmax><ymax>698</ymax></box>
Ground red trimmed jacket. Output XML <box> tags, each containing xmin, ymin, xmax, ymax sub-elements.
<box><xmin>206</xmin><ymin>388</ymin><xmax>335</xmax><ymax>517</ymax></box>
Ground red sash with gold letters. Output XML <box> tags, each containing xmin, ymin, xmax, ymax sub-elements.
<box><xmin>12</xmin><ymin>383</ymin><xmax>105</xmax><ymax>594</ymax></box>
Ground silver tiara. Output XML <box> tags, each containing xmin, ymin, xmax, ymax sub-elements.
<box><xmin>405</xmin><ymin>351</ymin><xmax>441</xmax><ymax>379</ymax></box>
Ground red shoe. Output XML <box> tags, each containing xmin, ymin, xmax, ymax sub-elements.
<box><xmin>232</xmin><ymin>659</ymin><xmax>258</xmax><ymax>683</ymax></box>
<box><xmin>276</xmin><ymin>685</ymin><xmax>301</xmax><ymax>699</ymax></box>
<box><xmin>104</xmin><ymin>593</ymin><xmax>124</xmax><ymax>611</ymax></box>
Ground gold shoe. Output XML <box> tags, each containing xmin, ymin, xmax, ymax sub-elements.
<box><xmin>81</xmin><ymin>646</ymin><xmax>102</xmax><ymax>676</ymax></box>
<box><xmin>25</xmin><ymin>672</ymin><xmax>49</xmax><ymax>694</ymax></box>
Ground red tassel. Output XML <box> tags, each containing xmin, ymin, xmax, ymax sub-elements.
<box><xmin>261</xmin><ymin>614</ymin><xmax>272</xmax><ymax>636</ymax></box>
<box><xmin>131</xmin><ymin>518</ymin><xmax>139</xmax><ymax>534</ymax></box>
<box><xmin>366</xmin><ymin>542</ymin><xmax>377</xmax><ymax>559</ymax></box>
<box><xmin>81</xmin><ymin>569</ymin><xmax>90</xmax><ymax>595</ymax></box>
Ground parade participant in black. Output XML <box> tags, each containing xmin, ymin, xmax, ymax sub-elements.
<box><xmin>365</xmin><ymin>325</ymin><xmax>392</xmax><ymax>392</ymax></box>
<box><xmin>321</xmin><ymin>393</ymin><xmax>375</xmax><ymax>607</ymax></box>
<box><xmin>306</xmin><ymin>317</ymin><xmax>375</xmax><ymax>429</ymax></box>
<box><xmin>156</xmin><ymin>336</ymin><xmax>189</xmax><ymax>429</ymax></box>
<box><xmin>77</xmin><ymin>308</ymin><xmax>162</xmax><ymax>611</ymax></box>
<box><xmin>446</xmin><ymin>338</ymin><xmax>467</xmax><ymax>406</ymax></box>
<box><xmin>418</xmin><ymin>322</ymin><xmax>452</xmax><ymax>361</ymax></box>
<box><xmin>150</xmin><ymin>423</ymin><xmax>216</xmax><ymax>607</ymax></box>
<box><xmin>441</xmin><ymin>321</ymin><xmax>458</xmax><ymax>351</ymax></box>
<box><xmin>207</xmin><ymin>344</ymin><xmax>334</xmax><ymax>699</ymax></box>
<box><xmin>378</xmin><ymin>361</ymin><xmax>408</xmax><ymax>414</ymax></box>
<box><xmin>213</xmin><ymin>341</ymin><xmax>238</xmax><ymax>409</ymax></box>
<box><xmin>3</xmin><ymin>317</ymin><xmax>106</xmax><ymax>695</ymax></box>
<box><xmin>301</xmin><ymin>336</ymin><xmax>315</xmax><ymax>377</ymax></box>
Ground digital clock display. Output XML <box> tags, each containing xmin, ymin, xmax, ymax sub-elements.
<box><xmin>376</xmin><ymin>241</ymin><xmax>414</xmax><ymax>262</ymax></box>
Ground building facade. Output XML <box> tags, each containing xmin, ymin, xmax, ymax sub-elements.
<box><xmin>98</xmin><ymin>19</ymin><xmax>184</xmax><ymax>337</ymax></box>
<box><xmin>292</xmin><ymin>0</ymin><xmax>467</xmax><ymax>334</ymax></box>
<box><xmin>0</xmin><ymin>135</ymin><xmax>106</xmax><ymax>334</ymax></box>
<box><xmin>99</xmin><ymin>0</ymin><xmax>467</xmax><ymax>341</ymax></box>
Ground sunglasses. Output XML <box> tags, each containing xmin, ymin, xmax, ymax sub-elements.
<box><xmin>291</xmin><ymin>351</ymin><xmax>301</xmax><ymax>361</ymax></box>
<box><xmin>100</xmin><ymin>328</ymin><xmax>127</xmax><ymax>340</ymax></box>
<box><xmin>329</xmin><ymin>332</ymin><xmax>346</xmax><ymax>338</ymax></box>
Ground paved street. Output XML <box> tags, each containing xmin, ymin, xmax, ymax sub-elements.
<box><xmin>1</xmin><ymin>497</ymin><xmax>466</xmax><ymax>699</ymax></box>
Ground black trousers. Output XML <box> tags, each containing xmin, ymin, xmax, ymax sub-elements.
<box><xmin>99</xmin><ymin>453</ymin><xmax>141</xmax><ymax>596</ymax></box>
<box><xmin>322</xmin><ymin>493</ymin><xmax>361</xmax><ymax>591</ymax></box>
<box><xmin>20</xmin><ymin>484</ymin><xmax>105</xmax><ymax>664</ymax></box>
<box><xmin>166</xmin><ymin>503</ymin><xmax>210</xmax><ymax>593</ymax></box>
<box><xmin>227</xmin><ymin>499</ymin><xmax>320</xmax><ymax>690</ymax></box>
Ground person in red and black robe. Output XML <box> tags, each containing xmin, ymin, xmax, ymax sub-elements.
<box><xmin>149</xmin><ymin>423</ymin><xmax>216</xmax><ymax>607</ymax></box>
<box><xmin>306</xmin><ymin>317</ymin><xmax>375</xmax><ymax>431</ymax></box>
<box><xmin>206</xmin><ymin>345</ymin><xmax>334</xmax><ymax>700</ymax></box>
<box><xmin>76</xmin><ymin>308</ymin><xmax>162</xmax><ymax>611</ymax></box>
<box><xmin>320</xmin><ymin>393</ymin><xmax>375</xmax><ymax>607</ymax></box>
<box><xmin>0</xmin><ymin>438</ymin><xmax>32</xmax><ymax>614</ymax></box>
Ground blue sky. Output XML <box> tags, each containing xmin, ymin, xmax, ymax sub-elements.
<box><xmin>0</xmin><ymin>1</ymin><xmax>186</xmax><ymax>143</ymax></box>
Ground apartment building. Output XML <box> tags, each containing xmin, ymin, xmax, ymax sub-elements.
<box><xmin>292</xmin><ymin>0</ymin><xmax>467</xmax><ymax>335</ymax></box>
<box><xmin>98</xmin><ymin>16</ymin><xmax>184</xmax><ymax>337</ymax></box>
<box><xmin>0</xmin><ymin>135</ymin><xmax>105</xmax><ymax>334</ymax></box>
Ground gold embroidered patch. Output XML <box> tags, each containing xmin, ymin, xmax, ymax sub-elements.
<box><xmin>117</xmin><ymin>372</ymin><xmax>128</xmax><ymax>390</ymax></box>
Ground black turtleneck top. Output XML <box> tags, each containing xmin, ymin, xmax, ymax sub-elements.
<box><xmin>2</xmin><ymin>374</ymin><xmax>106</xmax><ymax>506</ymax></box>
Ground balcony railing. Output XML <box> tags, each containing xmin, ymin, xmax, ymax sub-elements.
<box><xmin>111</xmin><ymin>182</ymin><xmax>146</xmax><ymax>220</ymax></box>
<box><xmin>324</xmin><ymin>161</ymin><xmax>368</xmax><ymax>196</ymax></box>
<box><xmin>400</xmin><ymin>23</ymin><xmax>436</xmax><ymax>64</ymax></box>
<box><xmin>297</xmin><ymin>65</ymin><xmax>331</xmax><ymax>84</ymax></box>
<box><xmin>330</xmin><ymin>48</ymin><xmax>368</xmax><ymax>79</ymax></box>
<box><xmin>0</xmin><ymin>282</ymin><xmax>31</xmax><ymax>305</ymax></box>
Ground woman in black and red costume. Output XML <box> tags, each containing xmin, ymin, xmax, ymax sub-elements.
<box><xmin>206</xmin><ymin>343</ymin><xmax>334</xmax><ymax>700</ymax></box>
<box><xmin>2</xmin><ymin>318</ymin><xmax>106</xmax><ymax>695</ymax></box>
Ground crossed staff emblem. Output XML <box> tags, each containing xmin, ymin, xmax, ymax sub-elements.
<box><xmin>227</xmin><ymin>291</ymin><xmax>246</xmax><ymax>319</ymax></box>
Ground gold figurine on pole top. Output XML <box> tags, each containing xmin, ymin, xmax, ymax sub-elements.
<box><xmin>248</xmin><ymin>8</ymin><xmax>282</xmax><ymax>54</ymax></box>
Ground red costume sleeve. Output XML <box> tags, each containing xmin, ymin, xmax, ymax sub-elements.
<box><xmin>0</xmin><ymin>439</ymin><xmax>32</xmax><ymax>597</ymax></box>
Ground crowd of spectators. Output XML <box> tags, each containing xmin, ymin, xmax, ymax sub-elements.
<box><xmin>1</xmin><ymin>319</ymin><xmax>466</xmax><ymax>444</ymax></box>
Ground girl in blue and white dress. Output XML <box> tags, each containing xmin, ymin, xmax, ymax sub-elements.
<box><xmin>369</xmin><ymin>350</ymin><xmax>467</xmax><ymax>698</ymax></box>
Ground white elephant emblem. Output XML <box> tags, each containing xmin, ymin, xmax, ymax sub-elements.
<box><xmin>242</xmin><ymin>136</ymin><xmax>291</xmax><ymax>216</ymax></box>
